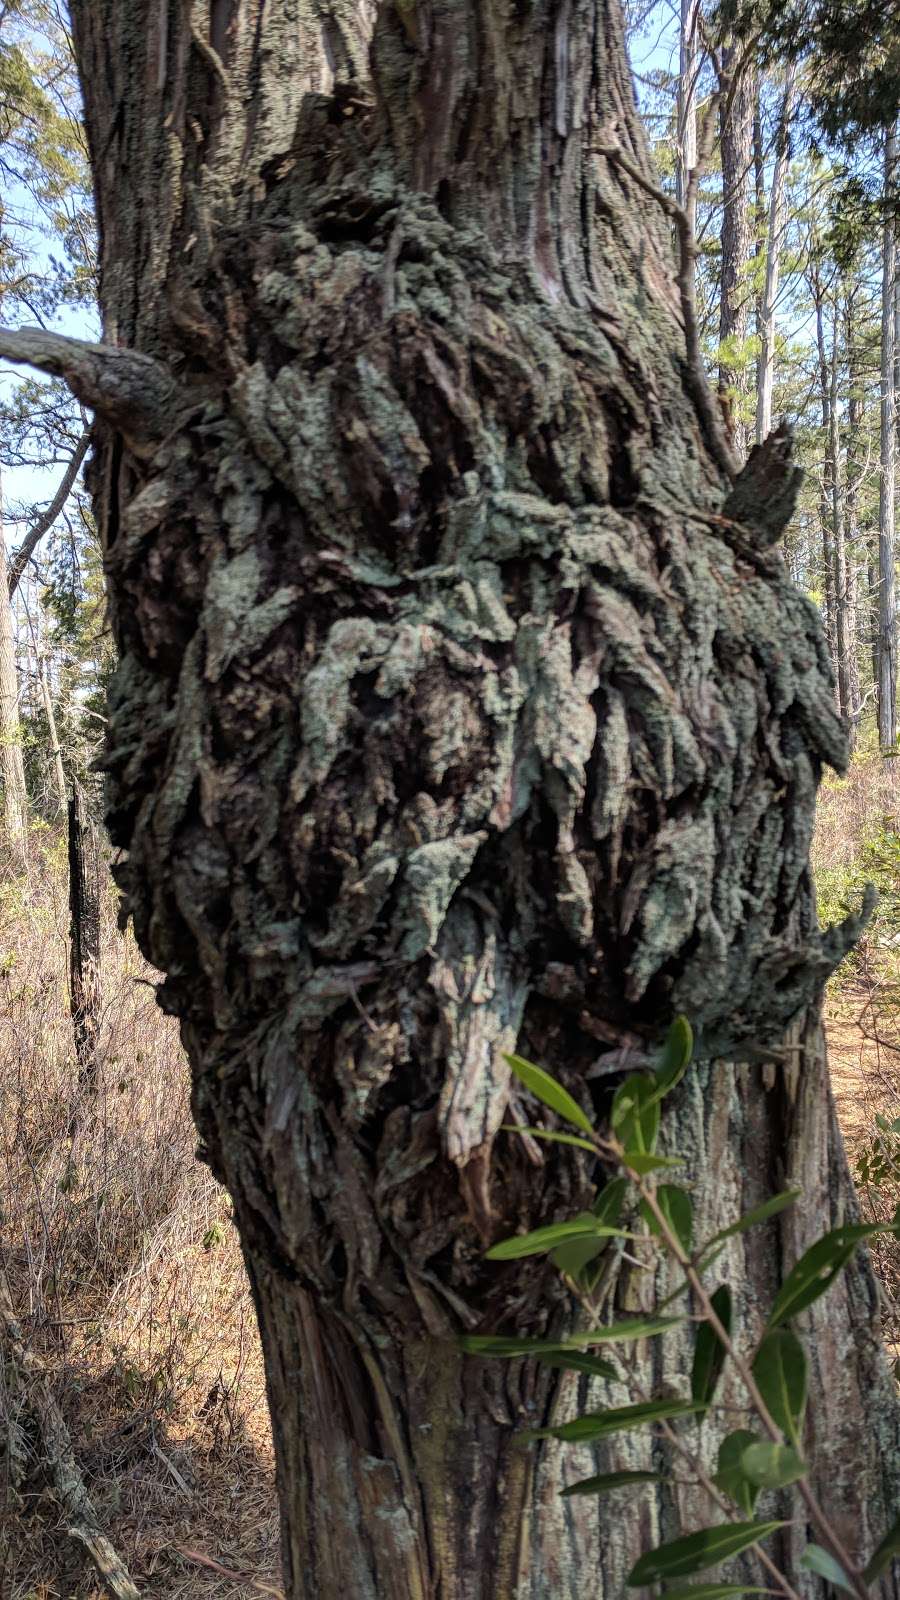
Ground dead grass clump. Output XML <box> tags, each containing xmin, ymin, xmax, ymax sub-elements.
<box><xmin>0</xmin><ymin>826</ymin><xmax>279</xmax><ymax>1598</ymax></box>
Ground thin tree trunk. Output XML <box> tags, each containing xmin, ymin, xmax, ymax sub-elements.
<box><xmin>829</xmin><ymin>307</ymin><xmax>852</xmax><ymax>723</ymax></box>
<box><xmin>844</xmin><ymin>292</ymin><xmax>863</xmax><ymax>730</ymax></box>
<box><xmin>0</xmin><ymin>484</ymin><xmax>28</xmax><ymax>862</ymax></box>
<box><xmin>39</xmin><ymin>658</ymin><xmax>68</xmax><ymax>816</ymax></box>
<box><xmin>718</xmin><ymin>45</ymin><xmax>755</xmax><ymax>459</ymax></box>
<box><xmin>68</xmin><ymin>779</ymin><xmax>101</xmax><ymax>1090</ymax></box>
<box><xmin>0</xmin><ymin>2</ymin><xmax>894</xmax><ymax>1593</ymax></box>
<box><xmin>755</xmin><ymin>67</ymin><xmax>796</xmax><ymax>445</ymax></box>
<box><xmin>676</xmin><ymin>0</ymin><xmax>700</xmax><ymax>235</ymax></box>
<box><xmin>879</xmin><ymin>121</ymin><xmax>898</xmax><ymax>753</ymax></box>
<box><xmin>814</xmin><ymin>273</ymin><xmax>838</xmax><ymax>667</ymax></box>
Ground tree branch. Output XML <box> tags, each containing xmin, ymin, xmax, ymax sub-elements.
<box><xmin>7</xmin><ymin>430</ymin><xmax>91</xmax><ymax>597</ymax></box>
<box><xmin>0</xmin><ymin>328</ymin><xmax>175</xmax><ymax>456</ymax></box>
<box><xmin>597</xmin><ymin>144</ymin><xmax>740</xmax><ymax>482</ymax></box>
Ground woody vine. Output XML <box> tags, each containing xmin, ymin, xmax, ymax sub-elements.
<box><xmin>467</xmin><ymin>1020</ymin><xmax>900</xmax><ymax>1595</ymax></box>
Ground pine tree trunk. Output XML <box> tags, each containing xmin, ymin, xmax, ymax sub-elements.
<box><xmin>5</xmin><ymin>2</ymin><xmax>896</xmax><ymax>1591</ymax></box>
<box><xmin>718</xmin><ymin>45</ymin><xmax>755</xmax><ymax>459</ymax></box>
<box><xmin>814</xmin><ymin>279</ymin><xmax>838</xmax><ymax>670</ymax></box>
<box><xmin>676</xmin><ymin>0</ymin><xmax>700</xmax><ymax>233</ymax></box>
<box><xmin>879</xmin><ymin>121</ymin><xmax>898</xmax><ymax>753</ymax></box>
<box><xmin>755</xmin><ymin>67</ymin><xmax>796</xmax><ymax>446</ymax></box>
<box><xmin>0</xmin><ymin>505</ymin><xmax>28</xmax><ymax>862</ymax></box>
<box><xmin>844</xmin><ymin>293</ymin><xmax>863</xmax><ymax>734</ymax></box>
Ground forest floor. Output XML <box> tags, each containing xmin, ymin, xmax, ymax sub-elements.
<box><xmin>3</xmin><ymin>740</ymin><xmax>900</xmax><ymax>1598</ymax></box>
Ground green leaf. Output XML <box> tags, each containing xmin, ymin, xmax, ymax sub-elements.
<box><xmin>696</xmin><ymin>1190</ymin><xmax>802</xmax><ymax>1268</ymax></box>
<box><xmin>863</xmin><ymin>1512</ymin><xmax>900</xmax><ymax>1583</ymax></box>
<box><xmin>658</xmin><ymin>1588</ymin><xmax>773</xmax><ymax>1599</ymax></box>
<box><xmin>558</xmin><ymin>1316</ymin><xmax>685</xmax><ymax>1344</ymax></box>
<box><xmin>550</xmin><ymin>1212</ymin><xmax>610</xmax><ymax>1278</ymax></box>
<box><xmin>539</xmin><ymin>1351</ymin><xmax>618</xmax><ymax>1380</ymax></box>
<box><xmin>593</xmin><ymin>1176</ymin><xmax>629</xmax><ymax>1226</ymax></box>
<box><xmin>486</xmin><ymin>1219</ymin><xmax>629</xmax><ymax>1261</ymax></box>
<box><xmin>462</xmin><ymin>1316</ymin><xmax>683</xmax><ymax>1358</ymax></box>
<box><xmin>627</xmin><ymin>1522</ymin><xmax>786</xmax><ymax>1584</ymax></box>
<box><xmin>526</xmin><ymin>1397</ymin><xmax>703</xmax><ymax>1443</ymax></box>
<box><xmin>623</xmin><ymin>1152</ymin><xmax>684</xmax><ymax>1175</ymax></box>
<box><xmin>641</xmin><ymin>1185</ymin><xmax>694</xmax><ymax>1255</ymax></box>
<box><xmin>504</xmin><ymin>1053</ymin><xmax>594</xmax><ymax>1135</ymax></box>
<box><xmin>740</xmin><ymin>1442</ymin><xmax>806</xmax><ymax>1488</ymax></box>
<box><xmin>654</xmin><ymin>1015</ymin><xmax>694</xmax><ymax>1096</ymax></box>
<box><xmin>561</xmin><ymin>1468</ymin><xmax>664</xmax><ymax>1496</ymax></box>
<box><xmin>612</xmin><ymin>1072</ymin><xmax>661</xmax><ymax>1154</ymax></box>
<box><xmin>751</xmin><ymin>1329</ymin><xmax>807</xmax><ymax>1449</ymax></box>
<box><xmin>713</xmin><ymin>1431</ymin><xmax>762</xmax><ymax>1516</ymax></box>
<box><xmin>500</xmin><ymin>1124</ymin><xmax>597</xmax><ymax>1153</ymax></box>
<box><xmin>691</xmin><ymin>1285</ymin><xmax>732</xmax><ymax>1407</ymax></box>
<box><xmin>461</xmin><ymin>1334</ymin><xmax>592</xmax><ymax>1358</ymax></box>
<box><xmin>767</xmin><ymin>1222</ymin><xmax>898</xmax><ymax>1329</ymax></box>
<box><xmin>801</xmin><ymin>1544</ymin><xmax>857</xmax><ymax>1593</ymax></box>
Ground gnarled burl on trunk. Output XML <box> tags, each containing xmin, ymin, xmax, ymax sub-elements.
<box><xmin>1</xmin><ymin>2</ymin><xmax>897</xmax><ymax>1594</ymax></box>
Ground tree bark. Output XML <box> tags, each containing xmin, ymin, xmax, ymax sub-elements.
<box><xmin>879</xmin><ymin>121</ymin><xmax>898</xmax><ymax>753</ymax></box>
<box><xmin>755</xmin><ymin>66</ymin><xmax>796</xmax><ymax>446</ymax></box>
<box><xmin>718</xmin><ymin>44</ymin><xmax>755</xmax><ymax>460</ymax></box>
<box><xmin>5</xmin><ymin>2</ymin><xmax>894</xmax><ymax>1592</ymax></box>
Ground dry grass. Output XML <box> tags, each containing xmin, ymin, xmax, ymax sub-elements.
<box><xmin>814</xmin><ymin>733</ymin><xmax>900</xmax><ymax>1357</ymax></box>
<box><xmin>0</xmin><ymin>827</ymin><xmax>279</xmax><ymax>1599</ymax></box>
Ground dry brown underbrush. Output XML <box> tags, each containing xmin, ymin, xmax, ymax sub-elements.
<box><xmin>813</xmin><ymin>733</ymin><xmax>900</xmax><ymax>1357</ymax></box>
<box><xmin>0</xmin><ymin>828</ymin><xmax>278</xmax><ymax>1599</ymax></box>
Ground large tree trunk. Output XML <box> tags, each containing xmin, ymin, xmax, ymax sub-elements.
<box><xmin>2</xmin><ymin>2</ymin><xmax>896</xmax><ymax>1592</ymax></box>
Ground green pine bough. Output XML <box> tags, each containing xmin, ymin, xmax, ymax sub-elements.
<box><xmin>460</xmin><ymin>1018</ymin><xmax>900</xmax><ymax>1597</ymax></box>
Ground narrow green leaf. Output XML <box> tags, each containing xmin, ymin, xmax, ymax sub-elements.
<box><xmin>697</xmin><ymin>1190</ymin><xmax>802</xmax><ymax>1267</ymax></box>
<box><xmin>462</xmin><ymin>1316</ymin><xmax>683</xmax><ymax>1358</ymax></box>
<box><xmin>767</xmin><ymin>1222</ymin><xmax>899</xmax><ymax>1329</ymax></box>
<box><xmin>623</xmin><ymin>1152</ymin><xmax>683</xmax><ymax>1175</ymax></box>
<box><xmin>526</xmin><ymin>1397</ymin><xmax>703</xmax><ymax>1443</ymax></box>
<box><xmin>863</xmin><ymin>1512</ymin><xmax>900</xmax><ymax>1583</ymax></box>
<box><xmin>713</xmin><ymin>1431</ymin><xmax>762</xmax><ymax>1516</ymax></box>
<box><xmin>504</xmin><ymin>1053</ymin><xmax>594</xmax><ymax>1135</ymax></box>
<box><xmin>691</xmin><ymin>1285</ymin><xmax>732</xmax><ymax>1407</ymax></box>
<box><xmin>642</xmin><ymin>1185</ymin><xmax>694</xmax><ymax>1255</ymax></box>
<box><xmin>801</xmin><ymin>1544</ymin><xmax>857</xmax><ymax>1593</ymax></box>
<box><xmin>658</xmin><ymin>1588</ymin><xmax>774</xmax><ymax>1599</ymax></box>
<box><xmin>593</xmin><ymin>1176</ymin><xmax>629</xmax><ymax>1226</ymax></box>
<box><xmin>539</xmin><ymin>1351</ymin><xmax>618</xmax><ymax>1380</ymax></box>
<box><xmin>559</xmin><ymin>1315</ymin><xmax>685</xmax><ymax>1345</ymax></box>
<box><xmin>486</xmin><ymin>1219</ymin><xmax>628</xmax><ymax>1261</ymax></box>
<box><xmin>561</xmin><ymin>1468</ymin><xmax>664</xmax><ymax>1496</ymax></box>
<box><xmin>752</xmin><ymin>1329</ymin><xmax>807</xmax><ymax>1449</ymax></box>
<box><xmin>627</xmin><ymin>1522</ymin><xmax>786</xmax><ymax>1585</ymax></box>
<box><xmin>612</xmin><ymin>1072</ymin><xmax>661</xmax><ymax>1154</ymax></box>
<box><xmin>740</xmin><ymin>1442</ymin><xmax>806</xmax><ymax>1489</ymax></box>
<box><xmin>461</xmin><ymin>1334</ymin><xmax>587</xmax><ymax>1358</ymax></box>
<box><xmin>654</xmin><ymin>1015</ymin><xmax>694</xmax><ymax>1096</ymax></box>
<box><xmin>500</xmin><ymin>1124</ymin><xmax>597</xmax><ymax>1153</ymax></box>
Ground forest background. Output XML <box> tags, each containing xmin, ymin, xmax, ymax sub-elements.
<box><xmin>1</xmin><ymin>0</ymin><xmax>899</xmax><ymax>1594</ymax></box>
